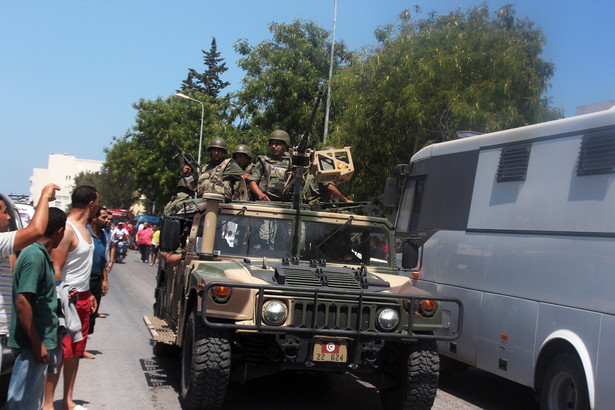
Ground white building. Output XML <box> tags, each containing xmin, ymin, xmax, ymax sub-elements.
<box><xmin>30</xmin><ymin>153</ymin><xmax>104</xmax><ymax>211</ymax></box>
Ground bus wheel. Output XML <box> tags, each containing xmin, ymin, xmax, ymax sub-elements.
<box><xmin>540</xmin><ymin>353</ymin><xmax>589</xmax><ymax>410</ymax></box>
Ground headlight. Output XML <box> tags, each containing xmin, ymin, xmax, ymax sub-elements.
<box><xmin>377</xmin><ymin>308</ymin><xmax>399</xmax><ymax>331</ymax></box>
<box><xmin>263</xmin><ymin>300</ymin><xmax>287</xmax><ymax>326</ymax></box>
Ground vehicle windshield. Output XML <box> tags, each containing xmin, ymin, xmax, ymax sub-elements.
<box><xmin>300</xmin><ymin>220</ymin><xmax>391</xmax><ymax>267</ymax></box>
<box><xmin>199</xmin><ymin>214</ymin><xmax>293</xmax><ymax>259</ymax></box>
<box><xmin>199</xmin><ymin>213</ymin><xmax>391</xmax><ymax>267</ymax></box>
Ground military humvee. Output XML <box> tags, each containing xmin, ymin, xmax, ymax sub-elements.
<box><xmin>144</xmin><ymin>193</ymin><xmax>462</xmax><ymax>410</ymax></box>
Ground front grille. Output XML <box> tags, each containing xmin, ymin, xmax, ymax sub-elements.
<box><xmin>291</xmin><ymin>300</ymin><xmax>398</xmax><ymax>332</ymax></box>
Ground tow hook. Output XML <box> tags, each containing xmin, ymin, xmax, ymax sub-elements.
<box><xmin>279</xmin><ymin>336</ymin><xmax>301</xmax><ymax>360</ymax></box>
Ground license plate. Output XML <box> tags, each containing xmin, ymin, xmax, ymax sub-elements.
<box><xmin>313</xmin><ymin>340</ymin><xmax>347</xmax><ymax>363</ymax></box>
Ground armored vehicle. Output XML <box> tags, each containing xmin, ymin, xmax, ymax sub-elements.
<box><xmin>144</xmin><ymin>193</ymin><xmax>462</xmax><ymax>410</ymax></box>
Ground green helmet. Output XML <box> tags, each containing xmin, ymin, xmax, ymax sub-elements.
<box><xmin>207</xmin><ymin>138</ymin><xmax>228</xmax><ymax>153</ymax></box>
<box><xmin>233</xmin><ymin>144</ymin><xmax>253</xmax><ymax>159</ymax></box>
<box><xmin>269</xmin><ymin>130</ymin><xmax>290</xmax><ymax>146</ymax></box>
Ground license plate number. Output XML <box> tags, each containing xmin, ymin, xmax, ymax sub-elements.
<box><xmin>313</xmin><ymin>341</ymin><xmax>347</xmax><ymax>363</ymax></box>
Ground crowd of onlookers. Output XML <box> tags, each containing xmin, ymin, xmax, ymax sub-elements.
<box><xmin>0</xmin><ymin>184</ymin><xmax>160</xmax><ymax>409</ymax></box>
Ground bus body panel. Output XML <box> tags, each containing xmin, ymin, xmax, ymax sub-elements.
<box><xmin>394</xmin><ymin>107</ymin><xmax>615</xmax><ymax>409</ymax></box>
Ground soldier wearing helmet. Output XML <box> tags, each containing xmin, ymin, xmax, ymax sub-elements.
<box><xmin>197</xmin><ymin>138</ymin><xmax>234</xmax><ymax>199</ymax></box>
<box><xmin>223</xmin><ymin>144</ymin><xmax>254</xmax><ymax>201</ymax></box>
<box><xmin>249</xmin><ymin>130</ymin><xmax>291</xmax><ymax>201</ymax></box>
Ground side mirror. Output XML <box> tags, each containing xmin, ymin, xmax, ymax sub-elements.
<box><xmin>401</xmin><ymin>241</ymin><xmax>419</xmax><ymax>269</ymax></box>
<box><xmin>382</xmin><ymin>177</ymin><xmax>399</xmax><ymax>208</ymax></box>
<box><xmin>159</xmin><ymin>218</ymin><xmax>181</xmax><ymax>252</ymax></box>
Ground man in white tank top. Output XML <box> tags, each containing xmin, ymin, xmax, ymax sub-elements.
<box><xmin>43</xmin><ymin>186</ymin><xmax>99</xmax><ymax>410</ymax></box>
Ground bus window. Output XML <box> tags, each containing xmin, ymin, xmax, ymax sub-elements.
<box><xmin>397</xmin><ymin>177</ymin><xmax>425</xmax><ymax>233</ymax></box>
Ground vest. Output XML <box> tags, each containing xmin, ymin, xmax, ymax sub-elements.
<box><xmin>197</xmin><ymin>158</ymin><xmax>231</xmax><ymax>199</ymax></box>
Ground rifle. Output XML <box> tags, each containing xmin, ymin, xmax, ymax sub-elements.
<box><xmin>168</xmin><ymin>135</ymin><xmax>199</xmax><ymax>180</ymax></box>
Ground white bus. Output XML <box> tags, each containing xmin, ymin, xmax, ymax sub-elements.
<box><xmin>385</xmin><ymin>106</ymin><xmax>615</xmax><ymax>409</ymax></box>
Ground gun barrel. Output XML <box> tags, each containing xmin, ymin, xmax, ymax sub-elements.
<box><xmin>297</xmin><ymin>91</ymin><xmax>323</xmax><ymax>153</ymax></box>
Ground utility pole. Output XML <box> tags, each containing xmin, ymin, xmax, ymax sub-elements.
<box><xmin>323</xmin><ymin>0</ymin><xmax>337</xmax><ymax>144</ymax></box>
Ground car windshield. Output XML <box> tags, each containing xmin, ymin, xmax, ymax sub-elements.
<box><xmin>197</xmin><ymin>213</ymin><xmax>391</xmax><ymax>267</ymax></box>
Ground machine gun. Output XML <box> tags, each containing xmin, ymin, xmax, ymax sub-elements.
<box><xmin>283</xmin><ymin>92</ymin><xmax>355</xmax><ymax>205</ymax></box>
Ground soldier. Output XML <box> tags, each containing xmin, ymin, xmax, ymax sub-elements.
<box><xmin>249</xmin><ymin>130</ymin><xmax>291</xmax><ymax>201</ymax></box>
<box><xmin>197</xmin><ymin>138</ymin><xmax>234</xmax><ymax>199</ymax></box>
<box><xmin>302</xmin><ymin>147</ymin><xmax>352</xmax><ymax>204</ymax></box>
<box><xmin>163</xmin><ymin>164</ymin><xmax>197</xmax><ymax>215</ymax></box>
<box><xmin>224</xmin><ymin>144</ymin><xmax>254</xmax><ymax>201</ymax></box>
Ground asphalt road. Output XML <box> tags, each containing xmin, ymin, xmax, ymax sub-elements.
<box><xmin>41</xmin><ymin>249</ymin><xmax>539</xmax><ymax>409</ymax></box>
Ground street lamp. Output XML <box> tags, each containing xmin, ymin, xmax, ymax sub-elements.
<box><xmin>174</xmin><ymin>92</ymin><xmax>204</xmax><ymax>168</ymax></box>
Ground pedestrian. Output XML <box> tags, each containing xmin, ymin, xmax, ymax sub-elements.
<box><xmin>249</xmin><ymin>130</ymin><xmax>292</xmax><ymax>201</ymax></box>
<box><xmin>85</xmin><ymin>206</ymin><xmax>110</xmax><ymax>352</ymax></box>
<box><xmin>136</xmin><ymin>222</ymin><xmax>152</xmax><ymax>263</ymax></box>
<box><xmin>4</xmin><ymin>207</ymin><xmax>66</xmax><ymax>409</ymax></box>
<box><xmin>150</xmin><ymin>224</ymin><xmax>160</xmax><ymax>266</ymax></box>
<box><xmin>0</xmin><ymin>184</ymin><xmax>60</xmax><ymax>376</ymax></box>
<box><xmin>43</xmin><ymin>185</ymin><xmax>99</xmax><ymax>410</ymax></box>
<box><xmin>103</xmin><ymin>211</ymin><xmax>115</xmax><ymax>278</ymax></box>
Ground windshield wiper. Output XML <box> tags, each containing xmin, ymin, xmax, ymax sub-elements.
<box><xmin>314</xmin><ymin>215</ymin><xmax>354</xmax><ymax>250</ymax></box>
<box><xmin>216</xmin><ymin>206</ymin><xmax>247</xmax><ymax>231</ymax></box>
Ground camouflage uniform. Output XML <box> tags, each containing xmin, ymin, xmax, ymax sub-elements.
<box><xmin>302</xmin><ymin>173</ymin><xmax>333</xmax><ymax>205</ymax></box>
<box><xmin>163</xmin><ymin>177</ymin><xmax>196</xmax><ymax>216</ymax></box>
<box><xmin>197</xmin><ymin>159</ymin><xmax>232</xmax><ymax>199</ymax></box>
<box><xmin>223</xmin><ymin>160</ymin><xmax>254</xmax><ymax>201</ymax></box>
<box><xmin>249</xmin><ymin>154</ymin><xmax>291</xmax><ymax>201</ymax></box>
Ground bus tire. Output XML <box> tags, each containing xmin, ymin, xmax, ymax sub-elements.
<box><xmin>540</xmin><ymin>353</ymin><xmax>589</xmax><ymax>410</ymax></box>
<box><xmin>380</xmin><ymin>340</ymin><xmax>439</xmax><ymax>410</ymax></box>
<box><xmin>181</xmin><ymin>311</ymin><xmax>231</xmax><ymax>410</ymax></box>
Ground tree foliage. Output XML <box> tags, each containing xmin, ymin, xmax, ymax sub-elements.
<box><xmin>73</xmin><ymin>165</ymin><xmax>136</xmax><ymax>210</ymax></box>
<box><xmin>105</xmin><ymin>5</ymin><xmax>563</xmax><ymax>208</ymax></box>
<box><xmin>233</xmin><ymin>19</ymin><xmax>352</xmax><ymax>142</ymax></box>
<box><xmin>180</xmin><ymin>37</ymin><xmax>230</xmax><ymax>99</ymax></box>
<box><xmin>328</xmin><ymin>5</ymin><xmax>562</xmax><ymax>200</ymax></box>
<box><xmin>106</xmin><ymin>93</ymin><xmax>264</xmax><ymax>212</ymax></box>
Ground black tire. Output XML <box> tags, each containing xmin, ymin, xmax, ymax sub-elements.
<box><xmin>540</xmin><ymin>353</ymin><xmax>589</xmax><ymax>410</ymax></box>
<box><xmin>380</xmin><ymin>340</ymin><xmax>439</xmax><ymax>410</ymax></box>
<box><xmin>181</xmin><ymin>311</ymin><xmax>231</xmax><ymax>410</ymax></box>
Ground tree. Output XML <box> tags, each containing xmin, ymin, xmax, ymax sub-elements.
<box><xmin>232</xmin><ymin>19</ymin><xmax>352</xmax><ymax>142</ymax></box>
<box><xmin>73</xmin><ymin>166</ymin><xmax>136</xmax><ymax>210</ymax></box>
<box><xmin>180</xmin><ymin>37</ymin><xmax>230</xmax><ymax>99</ymax></box>
<box><xmin>328</xmin><ymin>5</ymin><xmax>562</xmax><ymax>201</ymax></box>
<box><xmin>105</xmin><ymin>92</ymin><xmax>253</xmax><ymax>213</ymax></box>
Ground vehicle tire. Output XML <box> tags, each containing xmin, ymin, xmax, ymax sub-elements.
<box><xmin>540</xmin><ymin>353</ymin><xmax>589</xmax><ymax>410</ymax></box>
<box><xmin>181</xmin><ymin>311</ymin><xmax>231</xmax><ymax>410</ymax></box>
<box><xmin>380</xmin><ymin>340</ymin><xmax>439</xmax><ymax>410</ymax></box>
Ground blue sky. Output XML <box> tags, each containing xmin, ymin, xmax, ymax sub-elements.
<box><xmin>2</xmin><ymin>0</ymin><xmax>614</xmax><ymax>196</ymax></box>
